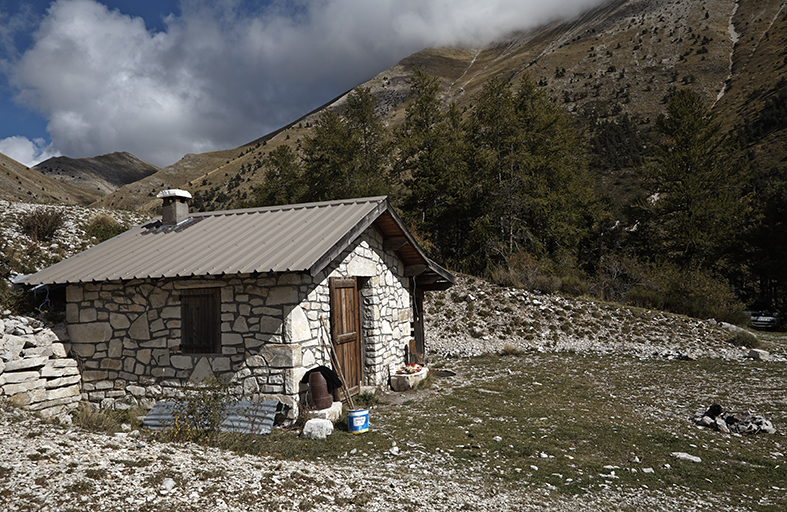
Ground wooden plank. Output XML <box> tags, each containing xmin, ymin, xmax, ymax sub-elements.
<box><xmin>383</xmin><ymin>237</ymin><xmax>408</xmax><ymax>251</ymax></box>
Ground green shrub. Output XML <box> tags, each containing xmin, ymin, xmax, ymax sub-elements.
<box><xmin>165</xmin><ymin>377</ymin><xmax>237</xmax><ymax>444</ymax></box>
<box><xmin>560</xmin><ymin>275</ymin><xmax>589</xmax><ymax>297</ymax></box>
<box><xmin>84</xmin><ymin>214</ymin><xmax>127</xmax><ymax>243</ymax></box>
<box><xmin>0</xmin><ymin>241</ymin><xmax>22</xmax><ymax>313</ymax></box>
<box><xmin>624</xmin><ymin>285</ymin><xmax>665</xmax><ymax>310</ymax></box>
<box><xmin>661</xmin><ymin>267</ymin><xmax>747</xmax><ymax>324</ymax></box>
<box><xmin>17</xmin><ymin>208</ymin><xmax>65</xmax><ymax>242</ymax></box>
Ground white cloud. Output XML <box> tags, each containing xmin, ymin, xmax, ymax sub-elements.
<box><xmin>0</xmin><ymin>135</ymin><xmax>60</xmax><ymax>167</ymax></box>
<box><xmin>8</xmin><ymin>0</ymin><xmax>606</xmax><ymax>167</ymax></box>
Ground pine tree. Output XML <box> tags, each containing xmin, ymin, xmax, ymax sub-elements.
<box><xmin>395</xmin><ymin>67</ymin><xmax>470</xmax><ymax>264</ymax></box>
<box><xmin>300</xmin><ymin>87</ymin><xmax>391</xmax><ymax>202</ymax></box>
<box><xmin>248</xmin><ymin>145</ymin><xmax>304</xmax><ymax>207</ymax></box>
<box><xmin>465</xmin><ymin>75</ymin><xmax>601</xmax><ymax>272</ymax></box>
<box><xmin>639</xmin><ymin>88</ymin><xmax>749</xmax><ymax>269</ymax></box>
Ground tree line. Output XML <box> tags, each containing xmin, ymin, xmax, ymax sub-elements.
<box><xmin>245</xmin><ymin>67</ymin><xmax>785</xmax><ymax>323</ymax></box>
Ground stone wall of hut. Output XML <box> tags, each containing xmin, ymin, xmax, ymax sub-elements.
<box><xmin>62</xmin><ymin>228</ymin><xmax>412</xmax><ymax>414</ymax></box>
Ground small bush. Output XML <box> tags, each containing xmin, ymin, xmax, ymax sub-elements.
<box><xmin>17</xmin><ymin>208</ymin><xmax>65</xmax><ymax>242</ymax></box>
<box><xmin>354</xmin><ymin>391</ymin><xmax>380</xmax><ymax>408</ymax></box>
<box><xmin>70</xmin><ymin>402</ymin><xmax>144</xmax><ymax>435</ymax></box>
<box><xmin>560</xmin><ymin>275</ymin><xmax>589</xmax><ymax>297</ymax></box>
<box><xmin>530</xmin><ymin>274</ymin><xmax>562</xmax><ymax>294</ymax></box>
<box><xmin>661</xmin><ymin>268</ymin><xmax>747</xmax><ymax>324</ymax></box>
<box><xmin>166</xmin><ymin>377</ymin><xmax>237</xmax><ymax>444</ymax></box>
<box><xmin>499</xmin><ymin>343</ymin><xmax>524</xmax><ymax>356</ymax></box>
<box><xmin>84</xmin><ymin>214</ymin><xmax>127</xmax><ymax>243</ymax></box>
<box><xmin>65</xmin><ymin>480</ymin><xmax>94</xmax><ymax>494</ymax></box>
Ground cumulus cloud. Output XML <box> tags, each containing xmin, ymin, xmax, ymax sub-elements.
<box><xmin>0</xmin><ymin>135</ymin><xmax>60</xmax><ymax>167</ymax></box>
<box><xmin>7</xmin><ymin>0</ymin><xmax>606</xmax><ymax>167</ymax></box>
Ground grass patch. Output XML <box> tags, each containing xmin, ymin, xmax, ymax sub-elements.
<box><xmin>169</xmin><ymin>351</ymin><xmax>787</xmax><ymax>510</ymax></box>
<box><xmin>70</xmin><ymin>402</ymin><xmax>145</xmax><ymax>435</ymax></box>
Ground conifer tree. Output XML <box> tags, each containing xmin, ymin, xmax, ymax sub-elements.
<box><xmin>248</xmin><ymin>145</ymin><xmax>304</xmax><ymax>207</ymax></box>
<box><xmin>638</xmin><ymin>88</ymin><xmax>749</xmax><ymax>269</ymax></box>
<box><xmin>301</xmin><ymin>87</ymin><xmax>391</xmax><ymax>202</ymax></box>
<box><xmin>395</xmin><ymin>67</ymin><xmax>470</xmax><ymax>264</ymax></box>
<box><xmin>465</xmin><ymin>75</ymin><xmax>600</xmax><ymax>272</ymax></box>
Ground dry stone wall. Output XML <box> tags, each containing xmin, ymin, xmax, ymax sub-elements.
<box><xmin>0</xmin><ymin>314</ymin><xmax>81</xmax><ymax>420</ymax></box>
<box><xmin>63</xmin><ymin>227</ymin><xmax>413</xmax><ymax>414</ymax></box>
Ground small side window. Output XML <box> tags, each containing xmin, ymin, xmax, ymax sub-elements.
<box><xmin>181</xmin><ymin>288</ymin><xmax>221</xmax><ymax>354</ymax></box>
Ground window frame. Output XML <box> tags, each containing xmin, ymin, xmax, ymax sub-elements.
<box><xmin>180</xmin><ymin>287</ymin><xmax>221</xmax><ymax>355</ymax></box>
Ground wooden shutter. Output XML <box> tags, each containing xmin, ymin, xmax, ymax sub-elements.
<box><xmin>330</xmin><ymin>277</ymin><xmax>361</xmax><ymax>394</ymax></box>
<box><xmin>181</xmin><ymin>288</ymin><xmax>220</xmax><ymax>354</ymax></box>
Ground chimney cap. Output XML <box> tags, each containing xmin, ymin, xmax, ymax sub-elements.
<box><xmin>156</xmin><ymin>189</ymin><xmax>192</xmax><ymax>200</ymax></box>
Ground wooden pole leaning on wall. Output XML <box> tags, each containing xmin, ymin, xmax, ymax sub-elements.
<box><xmin>320</xmin><ymin>315</ymin><xmax>356</xmax><ymax>411</ymax></box>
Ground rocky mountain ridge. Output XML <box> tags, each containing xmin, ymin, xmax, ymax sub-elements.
<box><xmin>6</xmin><ymin>1</ymin><xmax>785</xmax><ymax>215</ymax></box>
<box><xmin>92</xmin><ymin>0</ymin><xmax>787</xmax><ymax>213</ymax></box>
<box><xmin>0</xmin><ymin>152</ymin><xmax>97</xmax><ymax>205</ymax></box>
<box><xmin>33</xmin><ymin>152</ymin><xmax>159</xmax><ymax>201</ymax></box>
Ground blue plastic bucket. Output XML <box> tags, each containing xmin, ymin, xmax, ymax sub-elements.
<box><xmin>347</xmin><ymin>408</ymin><xmax>369</xmax><ymax>434</ymax></box>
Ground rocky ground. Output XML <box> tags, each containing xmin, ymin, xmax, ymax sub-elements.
<box><xmin>0</xmin><ymin>200</ymin><xmax>150</xmax><ymax>277</ymax></box>
<box><xmin>424</xmin><ymin>273</ymin><xmax>777</xmax><ymax>362</ymax></box>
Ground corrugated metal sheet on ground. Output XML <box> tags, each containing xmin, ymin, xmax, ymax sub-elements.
<box><xmin>142</xmin><ymin>400</ymin><xmax>281</xmax><ymax>435</ymax></box>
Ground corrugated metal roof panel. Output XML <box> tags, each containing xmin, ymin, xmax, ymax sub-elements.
<box><xmin>142</xmin><ymin>400</ymin><xmax>280</xmax><ymax>435</ymax></box>
<box><xmin>18</xmin><ymin>197</ymin><xmax>392</xmax><ymax>285</ymax></box>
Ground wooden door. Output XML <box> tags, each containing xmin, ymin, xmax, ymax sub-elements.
<box><xmin>330</xmin><ymin>277</ymin><xmax>362</xmax><ymax>396</ymax></box>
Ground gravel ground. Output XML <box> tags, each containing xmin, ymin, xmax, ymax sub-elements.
<box><xmin>0</xmin><ymin>383</ymin><xmax>751</xmax><ymax>512</ymax></box>
<box><xmin>424</xmin><ymin>274</ymin><xmax>777</xmax><ymax>362</ymax></box>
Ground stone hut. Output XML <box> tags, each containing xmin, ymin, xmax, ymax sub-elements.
<box><xmin>18</xmin><ymin>194</ymin><xmax>454</xmax><ymax>415</ymax></box>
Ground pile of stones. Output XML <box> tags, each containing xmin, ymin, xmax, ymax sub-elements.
<box><xmin>691</xmin><ymin>403</ymin><xmax>777</xmax><ymax>434</ymax></box>
<box><xmin>0</xmin><ymin>312</ymin><xmax>80</xmax><ymax>421</ymax></box>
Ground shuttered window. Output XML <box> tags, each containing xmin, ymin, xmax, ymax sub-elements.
<box><xmin>181</xmin><ymin>288</ymin><xmax>221</xmax><ymax>354</ymax></box>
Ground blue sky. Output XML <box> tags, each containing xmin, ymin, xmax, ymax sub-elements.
<box><xmin>0</xmin><ymin>0</ymin><xmax>604</xmax><ymax>168</ymax></box>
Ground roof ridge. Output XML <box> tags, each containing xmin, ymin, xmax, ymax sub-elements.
<box><xmin>193</xmin><ymin>196</ymin><xmax>388</xmax><ymax>218</ymax></box>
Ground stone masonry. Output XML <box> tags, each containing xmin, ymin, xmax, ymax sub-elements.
<box><xmin>1</xmin><ymin>315</ymin><xmax>81</xmax><ymax>420</ymax></box>
<box><xmin>63</xmin><ymin>227</ymin><xmax>412</xmax><ymax>415</ymax></box>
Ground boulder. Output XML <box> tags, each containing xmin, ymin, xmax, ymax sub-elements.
<box><xmin>301</xmin><ymin>418</ymin><xmax>334</xmax><ymax>439</ymax></box>
<box><xmin>747</xmin><ymin>349</ymin><xmax>770</xmax><ymax>360</ymax></box>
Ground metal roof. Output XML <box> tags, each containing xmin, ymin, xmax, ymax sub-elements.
<box><xmin>19</xmin><ymin>196</ymin><xmax>455</xmax><ymax>289</ymax></box>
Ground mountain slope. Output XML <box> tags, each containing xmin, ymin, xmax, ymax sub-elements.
<box><xmin>33</xmin><ymin>152</ymin><xmax>159</xmax><ymax>200</ymax></box>
<box><xmin>0</xmin><ymin>151</ymin><xmax>100</xmax><ymax>205</ymax></box>
<box><xmin>83</xmin><ymin>0</ymin><xmax>787</xmax><ymax>213</ymax></box>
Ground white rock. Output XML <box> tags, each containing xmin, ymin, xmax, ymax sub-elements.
<box><xmin>671</xmin><ymin>452</ymin><xmax>701</xmax><ymax>463</ymax></box>
<box><xmin>301</xmin><ymin>418</ymin><xmax>333</xmax><ymax>439</ymax></box>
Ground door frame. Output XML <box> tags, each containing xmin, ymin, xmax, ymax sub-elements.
<box><xmin>330</xmin><ymin>276</ymin><xmax>363</xmax><ymax>397</ymax></box>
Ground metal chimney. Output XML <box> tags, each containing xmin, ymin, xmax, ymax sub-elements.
<box><xmin>156</xmin><ymin>189</ymin><xmax>192</xmax><ymax>226</ymax></box>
